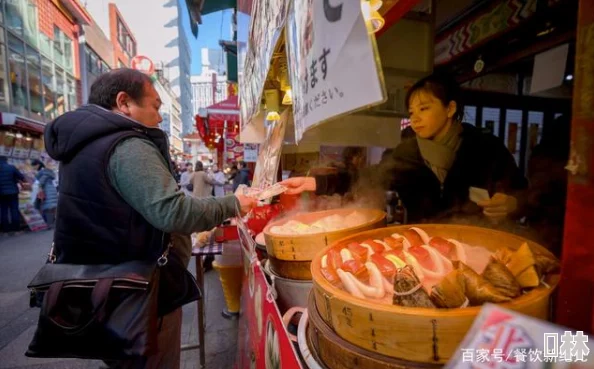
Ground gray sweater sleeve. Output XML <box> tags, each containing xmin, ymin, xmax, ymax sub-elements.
<box><xmin>108</xmin><ymin>137</ymin><xmax>238</xmax><ymax>234</ymax></box>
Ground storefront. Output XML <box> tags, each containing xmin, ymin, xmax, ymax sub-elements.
<box><xmin>227</xmin><ymin>0</ymin><xmax>594</xmax><ymax>368</ymax></box>
<box><xmin>0</xmin><ymin>0</ymin><xmax>89</xmax><ymax>124</ymax></box>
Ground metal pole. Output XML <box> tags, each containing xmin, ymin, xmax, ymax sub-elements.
<box><xmin>223</xmin><ymin>120</ymin><xmax>228</xmax><ymax>166</ymax></box>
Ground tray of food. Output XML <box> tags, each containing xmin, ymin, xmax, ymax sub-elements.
<box><xmin>263</xmin><ymin>208</ymin><xmax>386</xmax><ymax>262</ymax></box>
<box><xmin>310</xmin><ymin>224</ymin><xmax>560</xmax><ymax>364</ymax></box>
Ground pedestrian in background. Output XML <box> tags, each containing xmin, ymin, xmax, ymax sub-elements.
<box><xmin>211</xmin><ymin>164</ymin><xmax>226</xmax><ymax>197</ymax></box>
<box><xmin>191</xmin><ymin>161</ymin><xmax>221</xmax><ymax>198</ymax></box>
<box><xmin>0</xmin><ymin>156</ymin><xmax>24</xmax><ymax>234</ymax></box>
<box><xmin>31</xmin><ymin>159</ymin><xmax>58</xmax><ymax>228</ymax></box>
<box><xmin>232</xmin><ymin>161</ymin><xmax>250</xmax><ymax>192</ymax></box>
<box><xmin>179</xmin><ymin>162</ymin><xmax>194</xmax><ymax>197</ymax></box>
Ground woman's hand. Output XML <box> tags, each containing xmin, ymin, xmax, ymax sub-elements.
<box><xmin>477</xmin><ymin>193</ymin><xmax>518</xmax><ymax>220</ymax></box>
<box><xmin>280</xmin><ymin>177</ymin><xmax>316</xmax><ymax>195</ymax></box>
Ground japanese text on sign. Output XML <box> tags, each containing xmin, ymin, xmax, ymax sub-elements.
<box><xmin>285</xmin><ymin>0</ymin><xmax>385</xmax><ymax>142</ymax></box>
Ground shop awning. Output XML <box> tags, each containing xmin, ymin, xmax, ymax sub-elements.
<box><xmin>201</xmin><ymin>0</ymin><xmax>236</xmax><ymax>15</ymax></box>
<box><xmin>206</xmin><ymin>95</ymin><xmax>239</xmax><ymax>122</ymax></box>
<box><xmin>0</xmin><ymin>113</ymin><xmax>45</xmax><ymax>135</ymax></box>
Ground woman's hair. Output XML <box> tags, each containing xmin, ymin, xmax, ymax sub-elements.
<box><xmin>405</xmin><ymin>74</ymin><xmax>464</xmax><ymax>122</ymax></box>
<box><xmin>31</xmin><ymin>159</ymin><xmax>45</xmax><ymax>170</ymax></box>
<box><xmin>194</xmin><ymin>161</ymin><xmax>204</xmax><ymax>172</ymax></box>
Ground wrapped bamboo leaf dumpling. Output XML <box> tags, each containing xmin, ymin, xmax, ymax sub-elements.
<box><xmin>455</xmin><ymin>261</ymin><xmax>511</xmax><ymax>305</ymax></box>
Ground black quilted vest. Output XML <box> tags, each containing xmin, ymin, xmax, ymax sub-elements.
<box><xmin>45</xmin><ymin>105</ymin><xmax>198</xmax><ymax>315</ymax></box>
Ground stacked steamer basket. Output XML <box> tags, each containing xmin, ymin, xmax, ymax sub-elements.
<box><xmin>262</xmin><ymin>209</ymin><xmax>386</xmax><ymax>313</ymax></box>
<box><xmin>307</xmin><ymin>224</ymin><xmax>561</xmax><ymax>368</ymax></box>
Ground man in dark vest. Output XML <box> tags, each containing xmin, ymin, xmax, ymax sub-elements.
<box><xmin>44</xmin><ymin>68</ymin><xmax>256</xmax><ymax>368</ymax></box>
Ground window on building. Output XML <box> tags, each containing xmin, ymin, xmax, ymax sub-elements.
<box><xmin>85</xmin><ymin>46</ymin><xmax>110</xmax><ymax>79</ymax></box>
<box><xmin>66</xmin><ymin>76</ymin><xmax>76</xmax><ymax>110</ymax></box>
<box><xmin>26</xmin><ymin>46</ymin><xmax>42</xmax><ymax>119</ymax></box>
<box><xmin>53</xmin><ymin>27</ymin><xmax>73</xmax><ymax>72</ymax></box>
<box><xmin>5</xmin><ymin>0</ymin><xmax>38</xmax><ymax>46</ymax></box>
<box><xmin>5</xmin><ymin>0</ymin><xmax>24</xmax><ymax>37</ymax></box>
<box><xmin>41</xmin><ymin>56</ymin><xmax>57</xmax><ymax>119</ymax></box>
<box><xmin>24</xmin><ymin>0</ymin><xmax>38</xmax><ymax>47</ymax></box>
<box><xmin>55</xmin><ymin>66</ymin><xmax>66</xmax><ymax>116</ymax></box>
<box><xmin>117</xmin><ymin>18</ymin><xmax>125</xmax><ymax>46</ymax></box>
<box><xmin>39</xmin><ymin>33</ymin><xmax>52</xmax><ymax>58</ymax></box>
<box><xmin>0</xmin><ymin>30</ymin><xmax>10</xmax><ymax>111</ymax></box>
<box><xmin>87</xmin><ymin>48</ymin><xmax>97</xmax><ymax>74</ymax></box>
<box><xmin>7</xmin><ymin>34</ymin><xmax>27</xmax><ymax>113</ymax></box>
<box><xmin>52</xmin><ymin>29</ymin><xmax>64</xmax><ymax>66</ymax></box>
<box><xmin>116</xmin><ymin>17</ymin><xmax>135</xmax><ymax>57</ymax></box>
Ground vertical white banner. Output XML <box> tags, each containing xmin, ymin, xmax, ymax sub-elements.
<box><xmin>286</xmin><ymin>0</ymin><xmax>386</xmax><ymax>142</ymax></box>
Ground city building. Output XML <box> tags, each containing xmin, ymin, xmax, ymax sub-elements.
<box><xmin>84</xmin><ymin>0</ymin><xmax>194</xmax><ymax>137</ymax></box>
<box><xmin>107</xmin><ymin>4</ymin><xmax>135</xmax><ymax>68</ymax></box>
<box><xmin>191</xmin><ymin>49</ymin><xmax>228</xmax><ymax>117</ymax></box>
<box><xmin>78</xmin><ymin>3</ymin><xmax>137</xmax><ymax>103</ymax></box>
<box><xmin>154</xmin><ymin>69</ymin><xmax>183</xmax><ymax>153</ymax></box>
<box><xmin>0</xmin><ymin>0</ymin><xmax>91</xmax><ymax>125</ymax></box>
<box><xmin>78</xmin><ymin>14</ymin><xmax>112</xmax><ymax>103</ymax></box>
<box><xmin>206</xmin><ymin>48</ymin><xmax>226</xmax><ymax>76</ymax></box>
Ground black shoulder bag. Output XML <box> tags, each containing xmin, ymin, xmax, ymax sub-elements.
<box><xmin>25</xmin><ymin>242</ymin><xmax>172</xmax><ymax>360</ymax></box>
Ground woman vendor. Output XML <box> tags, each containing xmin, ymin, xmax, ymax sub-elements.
<box><xmin>281</xmin><ymin>74</ymin><xmax>528</xmax><ymax>224</ymax></box>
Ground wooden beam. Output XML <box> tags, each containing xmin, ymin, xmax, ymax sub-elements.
<box><xmin>449</xmin><ymin>29</ymin><xmax>575</xmax><ymax>85</ymax></box>
<box><xmin>555</xmin><ymin>0</ymin><xmax>594</xmax><ymax>333</ymax></box>
<box><xmin>376</xmin><ymin>0</ymin><xmax>422</xmax><ymax>39</ymax></box>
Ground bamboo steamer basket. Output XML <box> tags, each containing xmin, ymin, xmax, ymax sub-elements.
<box><xmin>263</xmin><ymin>209</ymin><xmax>386</xmax><ymax>280</ymax></box>
<box><xmin>267</xmin><ymin>255</ymin><xmax>312</xmax><ymax>280</ymax></box>
<box><xmin>311</xmin><ymin>224</ymin><xmax>560</xmax><ymax>364</ymax></box>
<box><xmin>307</xmin><ymin>292</ymin><xmax>441</xmax><ymax>369</ymax></box>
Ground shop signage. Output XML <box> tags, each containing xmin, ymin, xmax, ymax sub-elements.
<box><xmin>435</xmin><ymin>0</ymin><xmax>563</xmax><ymax>66</ymax></box>
<box><xmin>18</xmin><ymin>199</ymin><xmax>48</xmax><ymax>232</ymax></box>
<box><xmin>251</xmin><ymin>110</ymin><xmax>288</xmax><ymax>190</ymax></box>
<box><xmin>130</xmin><ymin>55</ymin><xmax>155</xmax><ymax>75</ymax></box>
<box><xmin>236</xmin><ymin>253</ymin><xmax>303</xmax><ymax>369</ymax></box>
<box><xmin>244</xmin><ymin>143</ymin><xmax>259</xmax><ymax>162</ymax></box>
<box><xmin>225</xmin><ymin>130</ymin><xmax>245</xmax><ymax>164</ymax></box>
<box><xmin>239</xmin><ymin>0</ymin><xmax>290</xmax><ymax>129</ymax></box>
<box><xmin>446</xmin><ymin>304</ymin><xmax>594</xmax><ymax>368</ymax></box>
<box><xmin>285</xmin><ymin>0</ymin><xmax>386</xmax><ymax>142</ymax></box>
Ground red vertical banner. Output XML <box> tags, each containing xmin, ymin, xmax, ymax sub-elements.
<box><xmin>555</xmin><ymin>0</ymin><xmax>594</xmax><ymax>333</ymax></box>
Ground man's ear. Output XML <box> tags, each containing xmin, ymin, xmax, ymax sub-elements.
<box><xmin>115</xmin><ymin>92</ymin><xmax>132</xmax><ymax>115</ymax></box>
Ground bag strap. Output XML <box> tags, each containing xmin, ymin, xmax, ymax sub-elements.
<box><xmin>92</xmin><ymin>278</ymin><xmax>114</xmax><ymax>322</ymax></box>
<box><xmin>47</xmin><ymin>242</ymin><xmax>173</xmax><ymax>267</ymax></box>
<box><xmin>43</xmin><ymin>281</ymin><xmax>64</xmax><ymax>316</ymax></box>
<box><xmin>42</xmin><ymin>278</ymin><xmax>114</xmax><ymax>333</ymax></box>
